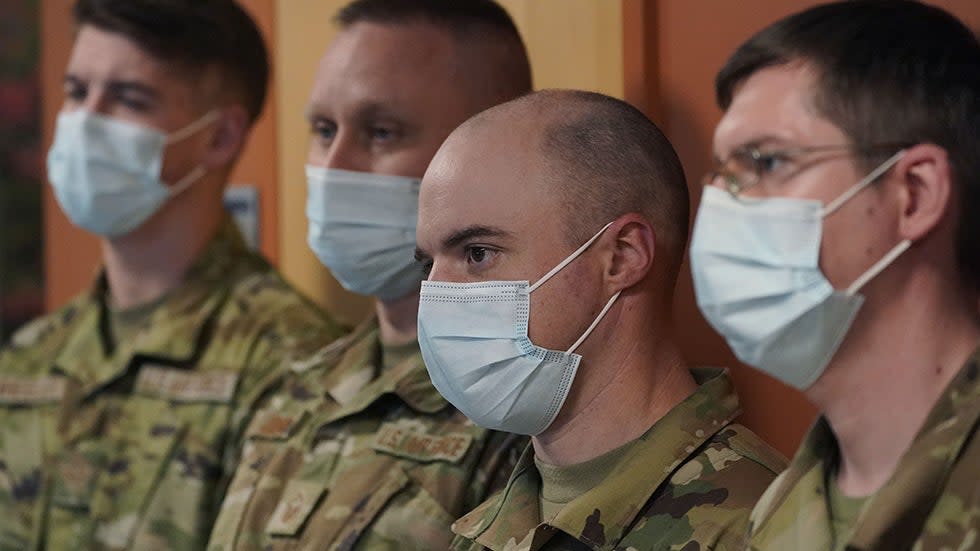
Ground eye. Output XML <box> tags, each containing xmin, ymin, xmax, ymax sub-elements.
<box><xmin>311</xmin><ymin>118</ymin><xmax>337</xmax><ymax>141</ymax></box>
<box><xmin>465</xmin><ymin>246</ymin><xmax>496</xmax><ymax>266</ymax></box>
<box><xmin>748</xmin><ymin>149</ymin><xmax>791</xmax><ymax>175</ymax></box>
<box><xmin>114</xmin><ymin>91</ymin><xmax>151</xmax><ymax>113</ymax></box>
<box><xmin>370</xmin><ymin>125</ymin><xmax>394</xmax><ymax>141</ymax></box>
<box><xmin>63</xmin><ymin>80</ymin><xmax>86</xmax><ymax>103</ymax></box>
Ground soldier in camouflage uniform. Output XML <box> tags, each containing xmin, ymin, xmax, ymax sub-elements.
<box><xmin>0</xmin><ymin>1</ymin><xmax>345</xmax><ymax>549</ymax></box>
<box><xmin>414</xmin><ymin>90</ymin><xmax>786</xmax><ymax>551</ymax></box>
<box><xmin>205</xmin><ymin>1</ymin><xmax>534</xmax><ymax>549</ymax></box>
<box><xmin>691</xmin><ymin>2</ymin><xmax>980</xmax><ymax>549</ymax></box>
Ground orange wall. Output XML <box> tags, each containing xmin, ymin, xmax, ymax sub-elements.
<box><xmin>625</xmin><ymin>0</ymin><xmax>980</xmax><ymax>456</ymax></box>
<box><xmin>40</xmin><ymin>0</ymin><xmax>278</xmax><ymax>309</ymax></box>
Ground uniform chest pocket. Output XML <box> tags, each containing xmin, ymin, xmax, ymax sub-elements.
<box><xmin>264</xmin><ymin>457</ymin><xmax>412</xmax><ymax>551</ymax></box>
<box><xmin>262</xmin><ymin>424</ymin><xmax>477</xmax><ymax>551</ymax></box>
<box><xmin>70</xmin><ymin>366</ymin><xmax>241</xmax><ymax>549</ymax></box>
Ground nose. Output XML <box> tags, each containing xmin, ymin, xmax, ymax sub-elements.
<box><xmin>426</xmin><ymin>258</ymin><xmax>473</xmax><ymax>284</ymax></box>
<box><xmin>310</xmin><ymin>129</ymin><xmax>368</xmax><ymax>173</ymax></box>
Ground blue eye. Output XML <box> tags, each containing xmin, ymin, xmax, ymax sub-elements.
<box><xmin>749</xmin><ymin>151</ymin><xmax>790</xmax><ymax>175</ymax></box>
<box><xmin>369</xmin><ymin>125</ymin><xmax>396</xmax><ymax>143</ymax></box>
<box><xmin>311</xmin><ymin>120</ymin><xmax>336</xmax><ymax>141</ymax></box>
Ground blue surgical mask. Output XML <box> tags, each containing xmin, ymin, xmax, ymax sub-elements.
<box><xmin>305</xmin><ymin>166</ymin><xmax>423</xmax><ymax>301</ymax></box>
<box><xmin>417</xmin><ymin>222</ymin><xmax>621</xmax><ymax>436</ymax></box>
<box><xmin>47</xmin><ymin>109</ymin><xmax>218</xmax><ymax>237</ymax></box>
<box><xmin>689</xmin><ymin>151</ymin><xmax>909</xmax><ymax>390</ymax></box>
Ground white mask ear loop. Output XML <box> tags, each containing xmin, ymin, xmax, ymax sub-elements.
<box><xmin>162</xmin><ymin>110</ymin><xmax>220</xmax><ymax>197</ymax></box>
<box><xmin>528</xmin><ymin>221</ymin><xmax>616</xmax><ymax>293</ymax></box>
<box><xmin>168</xmin><ymin>166</ymin><xmax>208</xmax><ymax>197</ymax></box>
<box><xmin>845</xmin><ymin>239</ymin><xmax>911</xmax><ymax>296</ymax></box>
<box><xmin>821</xmin><ymin>150</ymin><xmax>906</xmax><ymax>217</ymax></box>
<box><xmin>566</xmin><ymin>290</ymin><xmax>622</xmax><ymax>354</ymax></box>
<box><xmin>166</xmin><ymin>110</ymin><xmax>221</xmax><ymax>144</ymax></box>
<box><xmin>521</xmin><ymin>220</ymin><xmax>621</xmax><ymax>354</ymax></box>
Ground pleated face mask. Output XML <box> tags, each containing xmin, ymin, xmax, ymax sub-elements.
<box><xmin>417</xmin><ymin>222</ymin><xmax>621</xmax><ymax>436</ymax></box>
<box><xmin>690</xmin><ymin>151</ymin><xmax>909</xmax><ymax>390</ymax></box>
<box><xmin>47</xmin><ymin>109</ymin><xmax>217</xmax><ymax>237</ymax></box>
<box><xmin>306</xmin><ymin>166</ymin><xmax>422</xmax><ymax>301</ymax></box>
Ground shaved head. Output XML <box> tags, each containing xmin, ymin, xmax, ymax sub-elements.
<box><xmin>452</xmin><ymin>89</ymin><xmax>690</xmax><ymax>287</ymax></box>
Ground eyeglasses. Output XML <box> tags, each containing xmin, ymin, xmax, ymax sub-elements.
<box><xmin>702</xmin><ymin>143</ymin><xmax>912</xmax><ymax>197</ymax></box>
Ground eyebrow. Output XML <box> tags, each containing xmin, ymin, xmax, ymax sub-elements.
<box><xmin>414</xmin><ymin>224</ymin><xmax>512</xmax><ymax>262</ymax></box>
<box><xmin>65</xmin><ymin>74</ymin><xmax>160</xmax><ymax>101</ymax></box>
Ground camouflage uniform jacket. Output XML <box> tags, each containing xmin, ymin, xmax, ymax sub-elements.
<box><xmin>206</xmin><ymin>317</ymin><xmax>526</xmax><ymax>551</ymax></box>
<box><xmin>451</xmin><ymin>368</ymin><xmax>787</xmax><ymax>551</ymax></box>
<box><xmin>0</xmin><ymin>218</ymin><xmax>345</xmax><ymax>551</ymax></box>
<box><xmin>747</xmin><ymin>347</ymin><xmax>980</xmax><ymax>551</ymax></box>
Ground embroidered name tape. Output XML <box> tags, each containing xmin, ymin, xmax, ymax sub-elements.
<box><xmin>136</xmin><ymin>366</ymin><xmax>238</xmax><ymax>402</ymax></box>
<box><xmin>371</xmin><ymin>422</ymin><xmax>473</xmax><ymax>464</ymax></box>
<box><xmin>0</xmin><ymin>376</ymin><xmax>68</xmax><ymax>405</ymax></box>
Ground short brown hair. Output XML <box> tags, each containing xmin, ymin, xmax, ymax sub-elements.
<box><xmin>716</xmin><ymin>0</ymin><xmax>980</xmax><ymax>289</ymax></box>
<box><xmin>73</xmin><ymin>0</ymin><xmax>270</xmax><ymax>124</ymax></box>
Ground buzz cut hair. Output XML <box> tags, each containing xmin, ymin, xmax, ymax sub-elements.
<box><xmin>335</xmin><ymin>0</ymin><xmax>532</xmax><ymax>105</ymax></box>
<box><xmin>513</xmin><ymin>90</ymin><xmax>690</xmax><ymax>289</ymax></box>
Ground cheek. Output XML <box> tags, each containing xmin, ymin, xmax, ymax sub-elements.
<box><xmin>526</xmin><ymin>262</ymin><xmax>599</xmax><ymax>350</ymax></box>
<box><xmin>818</xmin><ymin>193</ymin><xmax>897</xmax><ymax>288</ymax></box>
<box><xmin>159</xmin><ymin>136</ymin><xmax>206</xmax><ymax>183</ymax></box>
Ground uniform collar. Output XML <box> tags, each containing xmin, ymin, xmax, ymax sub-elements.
<box><xmin>300</xmin><ymin>316</ymin><xmax>448</xmax><ymax>428</ymax></box>
<box><xmin>453</xmin><ymin>368</ymin><xmax>741</xmax><ymax>550</ymax></box>
<box><xmin>751</xmin><ymin>346</ymin><xmax>980</xmax><ymax>550</ymax></box>
<box><xmin>52</xmin><ymin>217</ymin><xmax>257</xmax><ymax>395</ymax></box>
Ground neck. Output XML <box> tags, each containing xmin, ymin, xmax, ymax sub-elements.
<box><xmin>377</xmin><ymin>290</ymin><xmax>419</xmax><ymax>346</ymax></box>
<box><xmin>532</xmin><ymin>300</ymin><xmax>697</xmax><ymax>466</ymax></box>
<box><xmin>809</xmin><ymin>272</ymin><xmax>980</xmax><ymax>497</ymax></box>
<box><xmin>102</xmin><ymin>180</ymin><xmax>224</xmax><ymax>309</ymax></box>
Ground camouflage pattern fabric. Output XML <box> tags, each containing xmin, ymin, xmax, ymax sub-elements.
<box><xmin>206</xmin><ymin>317</ymin><xmax>526</xmax><ymax>551</ymax></box>
<box><xmin>747</xmin><ymin>347</ymin><xmax>980</xmax><ymax>551</ymax></box>
<box><xmin>451</xmin><ymin>368</ymin><xmax>787</xmax><ymax>551</ymax></box>
<box><xmin>0</xmin><ymin>217</ymin><xmax>345</xmax><ymax>550</ymax></box>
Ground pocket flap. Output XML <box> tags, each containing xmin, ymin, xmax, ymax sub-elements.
<box><xmin>245</xmin><ymin>409</ymin><xmax>309</xmax><ymax>441</ymax></box>
<box><xmin>264</xmin><ymin>478</ymin><xmax>328</xmax><ymax>537</ymax></box>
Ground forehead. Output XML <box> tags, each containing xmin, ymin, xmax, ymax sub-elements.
<box><xmin>309</xmin><ymin>22</ymin><xmax>463</xmax><ymax>115</ymax></box>
<box><xmin>713</xmin><ymin>63</ymin><xmax>846</xmax><ymax>155</ymax></box>
<box><xmin>67</xmin><ymin>25</ymin><xmax>196</xmax><ymax>91</ymax></box>
<box><xmin>419</xmin><ymin>115</ymin><xmax>564</xmax><ymax>244</ymax></box>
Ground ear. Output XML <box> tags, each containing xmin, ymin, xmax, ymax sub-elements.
<box><xmin>893</xmin><ymin>143</ymin><xmax>953</xmax><ymax>241</ymax></box>
<box><xmin>603</xmin><ymin>213</ymin><xmax>655</xmax><ymax>293</ymax></box>
<box><xmin>201</xmin><ymin>104</ymin><xmax>249</xmax><ymax>169</ymax></box>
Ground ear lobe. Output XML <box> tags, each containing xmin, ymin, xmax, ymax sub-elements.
<box><xmin>605</xmin><ymin>213</ymin><xmax>656</xmax><ymax>292</ymax></box>
<box><xmin>203</xmin><ymin>105</ymin><xmax>248</xmax><ymax>169</ymax></box>
<box><xmin>896</xmin><ymin>144</ymin><xmax>952</xmax><ymax>242</ymax></box>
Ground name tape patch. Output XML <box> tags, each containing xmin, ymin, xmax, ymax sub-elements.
<box><xmin>136</xmin><ymin>366</ymin><xmax>238</xmax><ymax>403</ymax></box>
<box><xmin>371</xmin><ymin>423</ymin><xmax>473</xmax><ymax>464</ymax></box>
<box><xmin>0</xmin><ymin>376</ymin><xmax>68</xmax><ymax>405</ymax></box>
